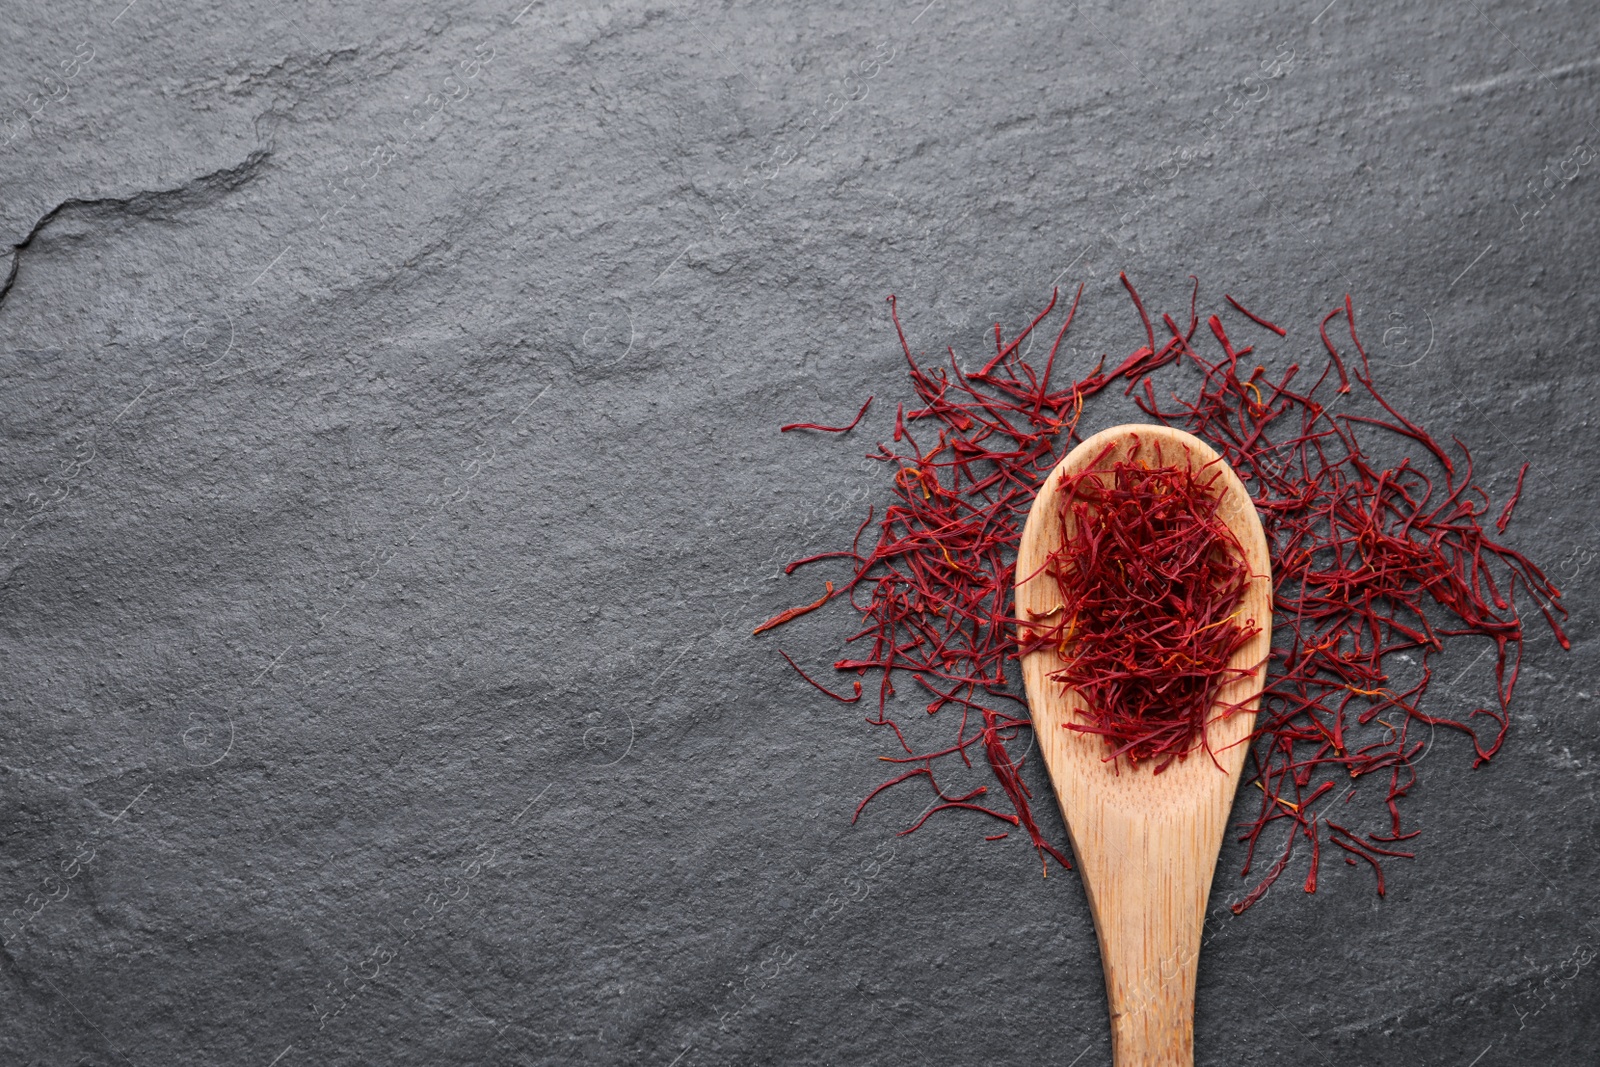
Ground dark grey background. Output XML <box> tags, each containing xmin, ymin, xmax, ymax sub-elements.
<box><xmin>1</xmin><ymin>1</ymin><xmax>1595</xmax><ymax>1064</ymax></box>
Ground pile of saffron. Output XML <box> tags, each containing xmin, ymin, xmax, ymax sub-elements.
<box><xmin>761</xmin><ymin>276</ymin><xmax>1568</xmax><ymax>910</ymax></box>
<box><xmin>1029</xmin><ymin>449</ymin><xmax>1259</xmax><ymax>770</ymax></box>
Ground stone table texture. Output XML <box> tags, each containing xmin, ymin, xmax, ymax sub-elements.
<box><xmin>1</xmin><ymin>1</ymin><xmax>1596</xmax><ymax>1064</ymax></box>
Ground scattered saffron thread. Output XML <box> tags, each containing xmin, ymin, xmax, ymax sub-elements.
<box><xmin>1496</xmin><ymin>461</ymin><xmax>1530</xmax><ymax>533</ymax></box>
<box><xmin>752</xmin><ymin>581</ymin><xmax>835</xmax><ymax>636</ymax></box>
<box><xmin>777</xmin><ymin>649</ymin><xmax>863</xmax><ymax>703</ymax></box>
<box><xmin>781</xmin><ymin>396</ymin><xmax>875</xmax><ymax>434</ymax></box>
<box><xmin>1224</xmin><ymin>294</ymin><xmax>1288</xmax><ymax>337</ymax></box>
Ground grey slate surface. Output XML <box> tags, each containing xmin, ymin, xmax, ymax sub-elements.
<box><xmin>1</xmin><ymin>1</ymin><xmax>1596</xmax><ymax>1064</ymax></box>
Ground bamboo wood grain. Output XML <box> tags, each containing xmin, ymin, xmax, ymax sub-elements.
<box><xmin>1017</xmin><ymin>424</ymin><xmax>1272</xmax><ymax>1067</ymax></box>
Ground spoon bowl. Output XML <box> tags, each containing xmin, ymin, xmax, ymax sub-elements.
<box><xmin>1017</xmin><ymin>424</ymin><xmax>1271</xmax><ymax>1067</ymax></box>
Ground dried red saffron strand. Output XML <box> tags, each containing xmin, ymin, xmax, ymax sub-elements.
<box><xmin>1029</xmin><ymin>452</ymin><xmax>1259</xmax><ymax>770</ymax></box>
<box><xmin>1496</xmin><ymin>461</ymin><xmax>1530</xmax><ymax>533</ymax></box>
<box><xmin>1224</xmin><ymin>294</ymin><xmax>1288</xmax><ymax>337</ymax></box>
<box><xmin>780</xmin><ymin>396</ymin><xmax>875</xmax><ymax>434</ymax></box>
<box><xmin>777</xmin><ymin>649</ymin><xmax>863</xmax><ymax>703</ymax></box>
<box><xmin>753</xmin><ymin>581</ymin><xmax>835</xmax><ymax>636</ymax></box>
<box><xmin>771</xmin><ymin>277</ymin><xmax>1565</xmax><ymax>905</ymax></box>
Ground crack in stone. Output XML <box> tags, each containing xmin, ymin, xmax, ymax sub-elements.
<box><xmin>0</xmin><ymin>148</ymin><xmax>272</xmax><ymax>312</ymax></box>
<box><xmin>184</xmin><ymin>46</ymin><xmax>363</xmax><ymax>98</ymax></box>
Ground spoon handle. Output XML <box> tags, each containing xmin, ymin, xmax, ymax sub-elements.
<box><xmin>1075</xmin><ymin>801</ymin><xmax>1219</xmax><ymax>1067</ymax></box>
<box><xmin>1029</xmin><ymin>647</ymin><xmax>1248</xmax><ymax>1067</ymax></box>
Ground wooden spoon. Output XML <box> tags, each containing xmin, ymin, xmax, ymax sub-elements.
<box><xmin>1017</xmin><ymin>424</ymin><xmax>1272</xmax><ymax>1067</ymax></box>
